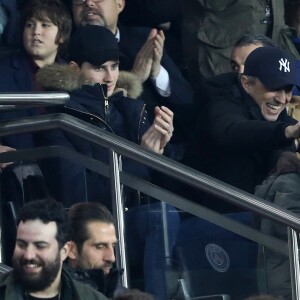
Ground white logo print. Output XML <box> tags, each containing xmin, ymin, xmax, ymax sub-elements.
<box><xmin>279</xmin><ymin>58</ymin><xmax>290</xmax><ymax>72</ymax></box>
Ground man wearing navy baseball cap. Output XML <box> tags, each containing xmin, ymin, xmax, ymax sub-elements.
<box><xmin>181</xmin><ymin>46</ymin><xmax>300</xmax><ymax>299</ymax></box>
<box><xmin>184</xmin><ymin>46</ymin><xmax>300</xmax><ymax>210</ymax></box>
<box><xmin>242</xmin><ymin>46</ymin><xmax>298</xmax><ymax>121</ymax></box>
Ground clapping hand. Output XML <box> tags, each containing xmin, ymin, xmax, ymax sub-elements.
<box><xmin>141</xmin><ymin>106</ymin><xmax>174</xmax><ymax>154</ymax></box>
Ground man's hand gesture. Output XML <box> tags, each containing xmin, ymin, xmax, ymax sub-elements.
<box><xmin>132</xmin><ymin>29</ymin><xmax>165</xmax><ymax>83</ymax></box>
<box><xmin>141</xmin><ymin>106</ymin><xmax>173</xmax><ymax>154</ymax></box>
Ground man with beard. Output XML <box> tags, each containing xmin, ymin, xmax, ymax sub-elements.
<box><xmin>66</xmin><ymin>202</ymin><xmax>120</xmax><ymax>298</ymax></box>
<box><xmin>0</xmin><ymin>198</ymin><xmax>108</xmax><ymax>300</ymax></box>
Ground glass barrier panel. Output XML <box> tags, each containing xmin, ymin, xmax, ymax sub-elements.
<box><xmin>0</xmin><ymin>159</ymin><xmax>49</xmax><ymax>264</ymax></box>
<box><xmin>0</xmin><ymin>146</ymin><xmax>295</xmax><ymax>300</ymax></box>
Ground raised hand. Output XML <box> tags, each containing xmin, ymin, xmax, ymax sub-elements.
<box><xmin>132</xmin><ymin>29</ymin><xmax>165</xmax><ymax>82</ymax></box>
<box><xmin>141</xmin><ymin>106</ymin><xmax>174</xmax><ymax>154</ymax></box>
<box><xmin>151</xmin><ymin>29</ymin><xmax>164</xmax><ymax>78</ymax></box>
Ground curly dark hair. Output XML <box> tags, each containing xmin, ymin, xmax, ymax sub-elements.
<box><xmin>17</xmin><ymin>198</ymin><xmax>70</xmax><ymax>249</ymax></box>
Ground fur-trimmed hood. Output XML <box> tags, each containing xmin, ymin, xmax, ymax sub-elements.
<box><xmin>36</xmin><ymin>63</ymin><xmax>143</xmax><ymax>99</ymax></box>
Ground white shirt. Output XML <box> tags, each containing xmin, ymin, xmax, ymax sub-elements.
<box><xmin>115</xmin><ymin>28</ymin><xmax>171</xmax><ymax>97</ymax></box>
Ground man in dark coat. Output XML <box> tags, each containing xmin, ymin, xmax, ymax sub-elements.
<box><xmin>36</xmin><ymin>25</ymin><xmax>174</xmax><ymax>207</ymax></box>
<box><xmin>68</xmin><ymin>0</ymin><xmax>194</xmax><ymax>160</ymax></box>
<box><xmin>66</xmin><ymin>202</ymin><xmax>122</xmax><ymax>298</ymax></box>
<box><xmin>184</xmin><ymin>47</ymin><xmax>300</xmax><ymax>212</ymax></box>
<box><xmin>0</xmin><ymin>198</ymin><xmax>108</xmax><ymax>300</ymax></box>
<box><xmin>36</xmin><ymin>26</ymin><xmax>179</xmax><ymax>300</ymax></box>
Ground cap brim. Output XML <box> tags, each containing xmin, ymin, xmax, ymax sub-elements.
<box><xmin>260</xmin><ymin>75</ymin><xmax>297</xmax><ymax>91</ymax></box>
<box><xmin>86</xmin><ymin>50</ymin><xmax>123</xmax><ymax>66</ymax></box>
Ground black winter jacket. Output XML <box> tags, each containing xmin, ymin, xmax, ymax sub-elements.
<box><xmin>65</xmin><ymin>264</ymin><xmax>123</xmax><ymax>298</ymax></box>
<box><xmin>35</xmin><ymin>65</ymin><xmax>150</xmax><ymax>208</ymax></box>
<box><xmin>0</xmin><ymin>269</ymin><xmax>108</xmax><ymax>300</ymax></box>
<box><xmin>184</xmin><ymin>72</ymin><xmax>297</xmax><ymax>212</ymax></box>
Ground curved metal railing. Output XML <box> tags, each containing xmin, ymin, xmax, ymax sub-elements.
<box><xmin>0</xmin><ymin>94</ymin><xmax>299</xmax><ymax>298</ymax></box>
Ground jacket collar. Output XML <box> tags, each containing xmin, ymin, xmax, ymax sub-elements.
<box><xmin>36</xmin><ymin>64</ymin><xmax>143</xmax><ymax>99</ymax></box>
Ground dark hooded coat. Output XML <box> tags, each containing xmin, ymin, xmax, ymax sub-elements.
<box><xmin>35</xmin><ymin>64</ymin><xmax>150</xmax><ymax>208</ymax></box>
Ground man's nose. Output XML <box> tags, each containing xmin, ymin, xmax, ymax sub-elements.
<box><xmin>23</xmin><ymin>246</ymin><xmax>36</xmax><ymax>260</ymax></box>
<box><xmin>85</xmin><ymin>0</ymin><xmax>95</xmax><ymax>7</ymax></box>
<box><xmin>239</xmin><ymin>65</ymin><xmax>245</xmax><ymax>74</ymax></box>
<box><xmin>104</xmin><ymin>247</ymin><xmax>115</xmax><ymax>263</ymax></box>
<box><xmin>275</xmin><ymin>90</ymin><xmax>287</xmax><ymax>104</ymax></box>
<box><xmin>104</xmin><ymin>70</ymin><xmax>113</xmax><ymax>82</ymax></box>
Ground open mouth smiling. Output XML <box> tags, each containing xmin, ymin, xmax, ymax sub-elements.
<box><xmin>266</xmin><ymin>102</ymin><xmax>281</xmax><ymax>112</ymax></box>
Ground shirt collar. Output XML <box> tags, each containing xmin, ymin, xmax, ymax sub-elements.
<box><xmin>115</xmin><ymin>27</ymin><xmax>120</xmax><ymax>42</ymax></box>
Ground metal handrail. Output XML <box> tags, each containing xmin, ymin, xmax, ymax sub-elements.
<box><xmin>1</xmin><ymin>92</ymin><xmax>300</xmax><ymax>299</ymax></box>
<box><xmin>0</xmin><ymin>145</ymin><xmax>288</xmax><ymax>255</ymax></box>
<box><xmin>0</xmin><ymin>112</ymin><xmax>300</xmax><ymax>232</ymax></box>
<box><xmin>1</xmin><ymin>112</ymin><xmax>300</xmax><ymax>298</ymax></box>
<box><xmin>0</xmin><ymin>92</ymin><xmax>69</xmax><ymax>109</ymax></box>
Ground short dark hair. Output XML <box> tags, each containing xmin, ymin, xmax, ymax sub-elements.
<box><xmin>69</xmin><ymin>202</ymin><xmax>115</xmax><ymax>253</ymax></box>
<box><xmin>234</xmin><ymin>34</ymin><xmax>276</xmax><ymax>48</ymax></box>
<box><xmin>21</xmin><ymin>0</ymin><xmax>72</xmax><ymax>54</ymax></box>
<box><xmin>17</xmin><ymin>198</ymin><xmax>70</xmax><ymax>249</ymax></box>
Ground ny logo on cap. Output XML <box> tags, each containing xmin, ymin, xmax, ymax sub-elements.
<box><xmin>278</xmin><ymin>58</ymin><xmax>290</xmax><ymax>72</ymax></box>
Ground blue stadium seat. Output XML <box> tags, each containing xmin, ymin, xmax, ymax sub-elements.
<box><xmin>175</xmin><ymin>212</ymin><xmax>259</xmax><ymax>300</ymax></box>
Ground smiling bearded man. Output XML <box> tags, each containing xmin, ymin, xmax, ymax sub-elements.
<box><xmin>12</xmin><ymin>219</ymin><xmax>62</xmax><ymax>293</ymax></box>
<box><xmin>0</xmin><ymin>198</ymin><xmax>109</xmax><ymax>300</ymax></box>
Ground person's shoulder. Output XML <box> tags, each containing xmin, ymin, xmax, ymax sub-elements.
<box><xmin>0</xmin><ymin>48</ymin><xmax>27</xmax><ymax>68</ymax></box>
<box><xmin>0</xmin><ymin>49</ymin><xmax>15</xmax><ymax>64</ymax></box>
<box><xmin>73</xmin><ymin>278</ymin><xmax>109</xmax><ymax>300</ymax></box>
<box><xmin>203</xmin><ymin>72</ymin><xmax>241</xmax><ymax>103</ymax></box>
<box><xmin>0</xmin><ymin>270</ymin><xmax>13</xmax><ymax>287</ymax></box>
<box><xmin>206</xmin><ymin>72</ymin><xmax>239</xmax><ymax>89</ymax></box>
<box><xmin>118</xmin><ymin>24</ymin><xmax>151</xmax><ymax>41</ymax></box>
<box><xmin>254</xmin><ymin>174</ymin><xmax>277</xmax><ymax>198</ymax></box>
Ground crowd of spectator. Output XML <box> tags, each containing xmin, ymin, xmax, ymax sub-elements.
<box><xmin>0</xmin><ymin>0</ymin><xmax>300</xmax><ymax>299</ymax></box>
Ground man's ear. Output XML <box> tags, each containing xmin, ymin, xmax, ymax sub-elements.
<box><xmin>68</xmin><ymin>241</ymin><xmax>79</xmax><ymax>260</ymax></box>
<box><xmin>240</xmin><ymin>75</ymin><xmax>251</xmax><ymax>93</ymax></box>
<box><xmin>60</xmin><ymin>241</ymin><xmax>71</xmax><ymax>262</ymax></box>
<box><xmin>69</xmin><ymin>61</ymin><xmax>80</xmax><ymax>71</ymax></box>
<box><xmin>117</xmin><ymin>0</ymin><xmax>125</xmax><ymax>14</ymax></box>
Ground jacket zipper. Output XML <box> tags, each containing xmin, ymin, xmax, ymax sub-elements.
<box><xmin>100</xmin><ymin>84</ymin><xmax>109</xmax><ymax>122</ymax></box>
<box><xmin>104</xmin><ymin>97</ymin><xmax>109</xmax><ymax>122</ymax></box>
<box><xmin>137</xmin><ymin>104</ymin><xmax>147</xmax><ymax>144</ymax></box>
<box><xmin>65</xmin><ymin>106</ymin><xmax>115</xmax><ymax>134</ymax></box>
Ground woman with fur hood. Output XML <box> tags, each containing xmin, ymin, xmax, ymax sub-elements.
<box><xmin>36</xmin><ymin>25</ymin><xmax>179</xmax><ymax>299</ymax></box>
